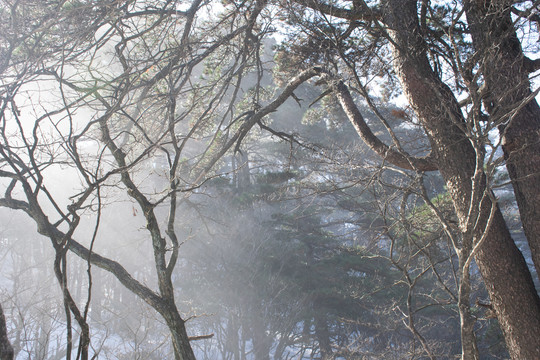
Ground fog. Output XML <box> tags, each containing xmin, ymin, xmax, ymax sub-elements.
<box><xmin>0</xmin><ymin>74</ymin><xmax>458</xmax><ymax>359</ymax></box>
<box><xmin>0</xmin><ymin>82</ymin><xmax>498</xmax><ymax>358</ymax></box>
<box><xmin>1</xmin><ymin>2</ymin><xmax>528</xmax><ymax>359</ymax></box>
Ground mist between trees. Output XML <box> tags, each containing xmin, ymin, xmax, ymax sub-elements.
<box><xmin>0</xmin><ymin>1</ymin><xmax>539</xmax><ymax>359</ymax></box>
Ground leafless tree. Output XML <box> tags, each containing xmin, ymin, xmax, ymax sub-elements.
<box><xmin>1</xmin><ymin>0</ymin><xmax>539</xmax><ymax>359</ymax></box>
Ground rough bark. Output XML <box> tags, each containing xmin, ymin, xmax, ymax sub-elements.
<box><xmin>383</xmin><ymin>1</ymin><xmax>540</xmax><ymax>358</ymax></box>
<box><xmin>331</xmin><ymin>80</ymin><xmax>438</xmax><ymax>172</ymax></box>
<box><xmin>162</xmin><ymin>308</ymin><xmax>197</xmax><ymax>360</ymax></box>
<box><xmin>0</xmin><ymin>303</ymin><xmax>14</xmax><ymax>360</ymax></box>
<box><xmin>464</xmin><ymin>0</ymin><xmax>540</xmax><ymax>279</ymax></box>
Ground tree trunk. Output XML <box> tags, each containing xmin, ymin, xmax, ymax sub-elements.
<box><xmin>162</xmin><ymin>306</ymin><xmax>197</xmax><ymax>360</ymax></box>
<box><xmin>464</xmin><ymin>0</ymin><xmax>540</xmax><ymax>280</ymax></box>
<box><xmin>0</xmin><ymin>303</ymin><xmax>14</xmax><ymax>360</ymax></box>
<box><xmin>383</xmin><ymin>1</ymin><xmax>540</xmax><ymax>358</ymax></box>
<box><xmin>314</xmin><ymin>313</ymin><xmax>333</xmax><ymax>360</ymax></box>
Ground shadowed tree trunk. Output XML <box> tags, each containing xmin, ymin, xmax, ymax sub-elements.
<box><xmin>0</xmin><ymin>303</ymin><xmax>14</xmax><ymax>360</ymax></box>
<box><xmin>382</xmin><ymin>1</ymin><xmax>540</xmax><ymax>358</ymax></box>
<box><xmin>314</xmin><ymin>312</ymin><xmax>333</xmax><ymax>360</ymax></box>
<box><xmin>464</xmin><ymin>0</ymin><xmax>540</xmax><ymax>279</ymax></box>
<box><xmin>161</xmin><ymin>308</ymin><xmax>196</xmax><ymax>360</ymax></box>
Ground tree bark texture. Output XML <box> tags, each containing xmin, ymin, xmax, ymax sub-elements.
<box><xmin>0</xmin><ymin>303</ymin><xmax>13</xmax><ymax>360</ymax></box>
<box><xmin>464</xmin><ymin>0</ymin><xmax>540</xmax><ymax>279</ymax></box>
<box><xmin>161</xmin><ymin>306</ymin><xmax>197</xmax><ymax>360</ymax></box>
<box><xmin>383</xmin><ymin>1</ymin><xmax>540</xmax><ymax>358</ymax></box>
